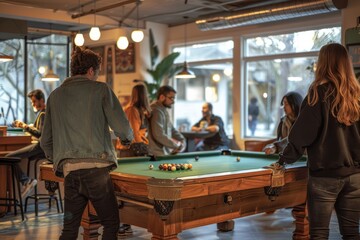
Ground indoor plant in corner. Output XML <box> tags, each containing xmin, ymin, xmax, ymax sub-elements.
<box><xmin>145</xmin><ymin>28</ymin><xmax>181</xmax><ymax>101</ymax></box>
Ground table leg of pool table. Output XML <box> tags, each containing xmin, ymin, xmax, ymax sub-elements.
<box><xmin>147</xmin><ymin>201</ymin><xmax>182</xmax><ymax>240</ymax></box>
<box><xmin>81</xmin><ymin>202</ymin><xmax>102</xmax><ymax>240</ymax></box>
<box><xmin>292</xmin><ymin>203</ymin><xmax>309</xmax><ymax>240</ymax></box>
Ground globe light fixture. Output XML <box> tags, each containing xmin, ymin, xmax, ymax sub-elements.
<box><xmin>89</xmin><ymin>0</ymin><xmax>101</xmax><ymax>41</ymax></box>
<box><xmin>89</xmin><ymin>26</ymin><xmax>101</xmax><ymax>41</ymax></box>
<box><xmin>74</xmin><ymin>32</ymin><xmax>85</xmax><ymax>46</ymax></box>
<box><xmin>131</xmin><ymin>30</ymin><xmax>144</xmax><ymax>43</ymax></box>
<box><xmin>117</xmin><ymin>36</ymin><xmax>129</xmax><ymax>50</ymax></box>
<box><xmin>131</xmin><ymin>0</ymin><xmax>144</xmax><ymax>43</ymax></box>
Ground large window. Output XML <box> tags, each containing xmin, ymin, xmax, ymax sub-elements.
<box><xmin>172</xmin><ymin>40</ymin><xmax>233</xmax><ymax>136</ymax></box>
<box><xmin>0</xmin><ymin>34</ymin><xmax>69</xmax><ymax>125</ymax></box>
<box><xmin>243</xmin><ymin>27</ymin><xmax>341</xmax><ymax>138</ymax></box>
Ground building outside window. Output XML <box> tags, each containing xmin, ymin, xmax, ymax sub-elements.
<box><xmin>243</xmin><ymin>26</ymin><xmax>341</xmax><ymax>138</ymax></box>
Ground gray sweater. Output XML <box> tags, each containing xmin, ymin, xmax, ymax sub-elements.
<box><xmin>148</xmin><ymin>101</ymin><xmax>185</xmax><ymax>156</ymax></box>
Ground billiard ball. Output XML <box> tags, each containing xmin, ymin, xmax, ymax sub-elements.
<box><xmin>158</xmin><ymin>164</ymin><xmax>163</xmax><ymax>170</ymax></box>
<box><xmin>149</xmin><ymin>164</ymin><xmax>154</xmax><ymax>170</ymax></box>
<box><xmin>171</xmin><ymin>166</ymin><xmax>177</xmax><ymax>171</ymax></box>
<box><xmin>236</xmin><ymin>157</ymin><xmax>240</xmax><ymax>162</ymax></box>
<box><xmin>168</xmin><ymin>165</ymin><xmax>172</xmax><ymax>171</ymax></box>
<box><xmin>184</xmin><ymin>163</ymin><xmax>189</xmax><ymax>169</ymax></box>
<box><xmin>195</xmin><ymin>156</ymin><xmax>199</xmax><ymax>161</ymax></box>
<box><xmin>188</xmin><ymin>163</ymin><xmax>193</xmax><ymax>169</ymax></box>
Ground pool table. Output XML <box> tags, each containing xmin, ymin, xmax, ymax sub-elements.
<box><xmin>40</xmin><ymin>150</ymin><xmax>309</xmax><ymax>240</ymax></box>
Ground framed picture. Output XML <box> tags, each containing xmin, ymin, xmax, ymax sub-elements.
<box><xmin>115</xmin><ymin>43</ymin><xmax>135</xmax><ymax>73</ymax></box>
<box><xmin>347</xmin><ymin>44</ymin><xmax>360</xmax><ymax>69</ymax></box>
<box><xmin>89</xmin><ymin>46</ymin><xmax>105</xmax><ymax>75</ymax></box>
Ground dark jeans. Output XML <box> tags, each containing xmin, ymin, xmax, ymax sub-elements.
<box><xmin>60</xmin><ymin>167</ymin><xmax>119</xmax><ymax>240</ymax></box>
<box><xmin>307</xmin><ymin>173</ymin><xmax>360</xmax><ymax>240</ymax></box>
<box><xmin>6</xmin><ymin>143</ymin><xmax>45</xmax><ymax>184</ymax></box>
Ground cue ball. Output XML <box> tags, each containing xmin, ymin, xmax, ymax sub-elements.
<box><xmin>149</xmin><ymin>164</ymin><xmax>154</xmax><ymax>170</ymax></box>
<box><xmin>195</xmin><ymin>156</ymin><xmax>199</xmax><ymax>161</ymax></box>
<box><xmin>236</xmin><ymin>157</ymin><xmax>240</xmax><ymax>162</ymax></box>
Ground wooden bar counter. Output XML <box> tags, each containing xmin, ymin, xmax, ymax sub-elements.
<box><xmin>0</xmin><ymin>129</ymin><xmax>32</xmax><ymax>214</ymax></box>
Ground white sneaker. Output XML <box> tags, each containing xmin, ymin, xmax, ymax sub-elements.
<box><xmin>21</xmin><ymin>179</ymin><xmax>37</xmax><ymax>199</ymax></box>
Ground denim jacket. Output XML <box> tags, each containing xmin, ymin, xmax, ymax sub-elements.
<box><xmin>40</xmin><ymin>76</ymin><xmax>133</xmax><ymax>177</ymax></box>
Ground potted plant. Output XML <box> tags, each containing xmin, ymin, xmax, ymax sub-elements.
<box><xmin>145</xmin><ymin>29</ymin><xmax>181</xmax><ymax>101</ymax></box>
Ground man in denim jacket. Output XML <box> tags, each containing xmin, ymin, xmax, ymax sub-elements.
<box><xmin>41</xmin><ymin>47</ymin><xmax>133</xmax><ymax>240</ymax></box>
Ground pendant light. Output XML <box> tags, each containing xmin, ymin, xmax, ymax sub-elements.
<box><xmin>131</xmin><ymin>0</ymin><xmax>144</xmax><ymax>43</ymax></box>
<box><xmin>117</xmin><ymin>6</ymin><xmax>129</xmax><ymax>50</ymax></box>
<box><xmin>75</xmin><ymin>0</ymin><xmax>84</xmax><ymax>46</ymax></box>
<box><xmin>117</xmin><ymin>36</ymin><xmax>129</xmax><ymax>50</ymax></box>
<box><xmin>42</xmin><ymin>25</ymin><xmax>59</xmax><ymax>82</ymax></box>
<box><xmin>0</xmin><ymin>54</ymin><xmax>13</xmax><ymax>63</ymax></box>
<box><xmin>176</xmin><ymin>16</ymin><xmax>195</xmax><ymax>79</ymax></box>
<box><xmin>89</xmin><ymin>0</ymin><xmax>101</xmax><ymax>41</ymax></box>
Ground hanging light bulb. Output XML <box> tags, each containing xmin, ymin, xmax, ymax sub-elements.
<box><xmin>176</xmin><ymin>16</ymin><xmax>195</xmax><ymax>79</ymax></box>
<box><xmin>42</xmin><ymin>30</ymin><xmax>60</xmax><ymax>82</ymax></box>
<box><xmin>131</xmin><ymin>0</ymin><xmax>144</xmax><ymax>43</ymax></box>
<box><xmin>75</xmin><ymin>32</ymin><xmax>85</xmax><ymax>46</ymax></box>
<box><xmin>117</xmin><ymin>36</ymin><xmax>129</xmax><ymax>50</ymax></box>
<box><xmin>89</xmin><ymin>27</ymin><xmax>101</xmax><ymax>41</ymax></box>
<box><xmin>89</xmin><ymin>0</ymin><xmax>101</xmax><ymax>41</ymax></box>
<box><xmin>131</xmin><ymin>30</ymin><xmax>144</xmax><ymax>43</ymax></box>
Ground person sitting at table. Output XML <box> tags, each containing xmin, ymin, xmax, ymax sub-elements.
<box><xmin>263</xmin><ymin>91</ymin><xmax>303</xmax><ymax>154</ymax></box>
<box><xmin>116</xmin><ymin>84</ymin><xmax>152</xmax><ymax>158</ymax></box>
<box><xmin>191</xmin><ymin>102</ymin><xmax>229</xmax><ymax>151</ymax></box>
<box><xmin>6</xmin><ymin>89</ymin><xmax>46</xmax><ymax>199</ymax></box>
<box><xmin>148</xmin><ymin>85</ymin><xmax>186</xmax><ymax>156</ymax></box>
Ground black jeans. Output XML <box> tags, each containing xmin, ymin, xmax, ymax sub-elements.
<box><xmin>307</xmin><ymin>173</ymin><xmax>360</xmax><ymax>240</ymax></box>
<box><xmin>6</xmin><ymin>143</ymin><xmax>45</xmax><ymax>184</ymax></box>
<box><xmin>60</xmin><ymin>167</ymin><xmax>119</xmax><ymax>240</ymax></box>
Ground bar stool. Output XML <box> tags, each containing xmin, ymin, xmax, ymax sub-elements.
<box><xmin>0</xmin><ymin>157</ymin><xmax>25</xmax><ymax>221</ymax></box>
<box><xmin>24</xmin><ymin>157</ymin><xmax>63</xmax><ymax>216</ymax></box>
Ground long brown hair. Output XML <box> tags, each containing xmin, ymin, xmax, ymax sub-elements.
<box><xmin>307</xmin><ymin>43</ymin><xmax>360</xmax><ymax>126</ymax></box>
<box><xmin>129</xmin><ymin>84</ymin><xmax>151</xmax><ymax>118</ymax></box>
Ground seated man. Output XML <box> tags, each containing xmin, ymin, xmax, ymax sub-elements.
<box><xmin>191</xmin><ymin>102</ymin><xmax>230</xmax><ymax>151</ymax></box>
<box><xmin>6</xmin><ymin>89</ymin><xmax>46</xmax><ymax>198</ymax></box>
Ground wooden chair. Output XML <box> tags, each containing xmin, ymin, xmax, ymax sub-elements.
<box><xmin>244</xmin><ymin>138</ymin><xmax>277</xmax><ymax>152</ymax></box>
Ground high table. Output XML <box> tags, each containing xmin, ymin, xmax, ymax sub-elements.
<box><xmin>180</xmin><ymin>131</ymin><xmax>216</xmax><ymax>152</ymax></box>
<box><xmin>0</xmin><ymin>129</ymin><xmax>32</xmax><ymax>214</ymax></box>
<box><xmin>40</xmin><ymin>150</ymin><xmax>309</xmax><ymax>240</ymax></box>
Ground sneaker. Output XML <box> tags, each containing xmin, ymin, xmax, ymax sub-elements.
<box><xmin>118</xmin><ymin>224</ymin><xmax>133</xmax><ymax>237</ymax></box>
<box><xmin>21</xmin><ymin>179</ymin><xmax>37</xmax><ymax>199</ymax></box>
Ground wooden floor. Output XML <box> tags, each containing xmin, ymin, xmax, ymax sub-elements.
<box><xmin>0</xmin><ymin>201</ymin><xmax>342</xmax><ymax>240</ymax></box>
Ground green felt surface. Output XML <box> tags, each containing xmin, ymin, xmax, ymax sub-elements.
<box><xmin>114</xmin><ymin>150</ymin><xmax>306</xmax><ymax>179</ymax></box>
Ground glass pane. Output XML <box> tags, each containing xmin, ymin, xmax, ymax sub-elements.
<box><xmin>27</xmin><ymin>34</ymin><xmax>68</xmax><ymax>123</ymax></box>
<box><xmin>245</xmin><ymin>57</ymin><xmax>316</xmax><ymax>137</ymax></box>
<box><xmin>244</xmin><ymin>27</ymin><xmax>341</xmax><ymax>57</ymax></box>
<box><xmin>173</xmin><ymin>40</ymin><xmax>233</xmax><ymax>64</ymax></box>
<box><xmin>174</xmin><ymin>62</ymin><xmax>233</xmax><ymax>137</ymax></box>
<box><xmin>0</xmin><ymin>39</ymin><xmax>25</xmax><ymax>125</ymax></box>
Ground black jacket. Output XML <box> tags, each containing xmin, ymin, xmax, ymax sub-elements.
<box><xmin>279</xmin><ymin>83</ymin><xmax>360</xmax><ymax>177</ymax></box>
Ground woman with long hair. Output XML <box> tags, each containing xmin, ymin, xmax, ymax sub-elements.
<box><xmin>277</xmin><ymin>43</ymin><xmax>360</xmax><ymax>239</ymax></box>
<box><xmin>117</xmin><ymin>83</ymin><xmax>152</xmax><ymax>157</ymax></box>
